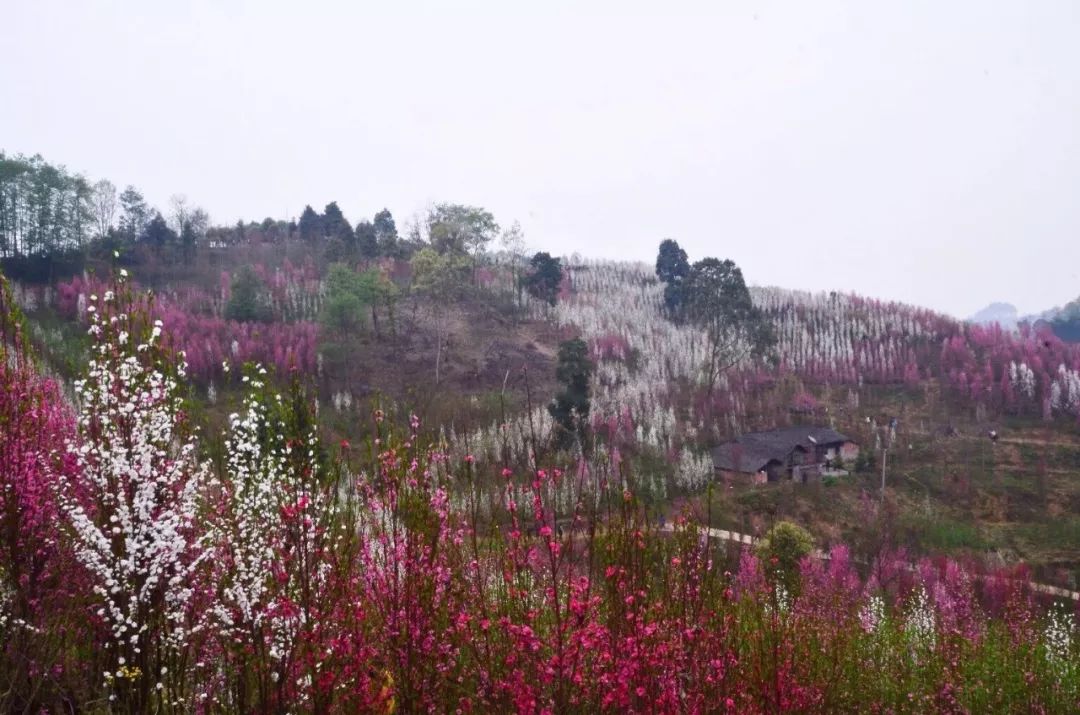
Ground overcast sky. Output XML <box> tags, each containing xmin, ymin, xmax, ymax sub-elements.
<box><xmin>3</xmin><ymin>0</ymin><xmax>1078</xmax><ymax>318</ymax></box>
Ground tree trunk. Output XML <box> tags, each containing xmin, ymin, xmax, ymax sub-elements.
<box><xmin>435</xmin><ymin>323</ymin><xmax>444</xmax><ymax>385</ymax></box>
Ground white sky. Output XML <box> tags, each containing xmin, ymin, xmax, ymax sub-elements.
<box><xmin>3</xmin><ymin>0</ymin><xmax>1079</xmax><ymax>318</ymax></box>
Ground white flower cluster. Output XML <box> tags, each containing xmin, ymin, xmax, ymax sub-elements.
<box><xmin>1044</xmin><ymin>608</ymin><xmax>1075</xmax><ymax>674</ymax></box>
<box><xmin>859</xmin><ymin>594</ymin><xmax>886</xmax><ymax>633</ymax></box>
<box><xmin>60</xmin><ymin>299</ymin><xmax>209</xmax><ymax>664</ymax></box>
<box><xmin>0</xmin><ymin>582</ymin><xmax>41</xmax><ymax>636</ymax></box>
<box><xmin>331</xmin><ymin>390</ymin><xmax>354</xmax><ymax>412</ymax></box>
<box><xmin>904</xmin><ymin>587</ymin><xmax>936</xmax><ymax>654</ymax></box>
<box><xmin>754</xmin><ymin>287</ymin><xmax>945</xmax><ymax>380</ymax></box>
<box><xmin>1050</xmin><ymin>364</ymin><xmax>1080</xmax><ymax>416</ymax></box>
<box><xmin>674</xmin><ymin>446</ymin><xmax>714</xmax><ymax>492</ymax></box>
<box><xmin>1009</xmin><ymin>361</ymin><xmax>1037</xmax><ymax>399</ymax></box>
<box><xmin>204</xmin><ymin>373</ymin><xmax>333</xmax><ymax>664</ymax></box>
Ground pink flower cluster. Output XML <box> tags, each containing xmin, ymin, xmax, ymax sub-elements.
<box><xmin>53</xmin><ymin>274</ymin><xmax>318</xmax><ymax>383</ymax></box>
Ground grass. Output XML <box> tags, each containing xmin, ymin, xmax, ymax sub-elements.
<box><xmin>909</xmin><ymin>515</ymin><xmax>993</xmax><ymax>552</ymax></box>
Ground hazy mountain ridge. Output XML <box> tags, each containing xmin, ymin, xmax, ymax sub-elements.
<box><xmin>969</xmin><ymin>297</ymin><xmax>1080</xmax><ymax>340</ymax></box>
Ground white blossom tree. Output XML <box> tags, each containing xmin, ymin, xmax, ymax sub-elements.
<box><xmin>201</xmin><ymin>365</ymin><xmax>340</xmax><ymax>711</ymax></box>
<box><xmin>58</xmin><ymin>281</ymin><xmax>210</xmax><ymax>711</ymax></box>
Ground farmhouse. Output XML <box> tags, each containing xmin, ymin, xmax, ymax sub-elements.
<box><xmin>711</xmin><ymin>426</ymin><xmax>859</xmax><ymax>485</ymax></box>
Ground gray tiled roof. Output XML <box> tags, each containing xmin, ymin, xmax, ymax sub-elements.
<box><xmin>710</xmin><ymin>426</ymin><xmax>852</xmax><ymax>473</ymax></box>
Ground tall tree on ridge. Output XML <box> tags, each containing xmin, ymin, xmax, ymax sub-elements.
<box><xmin>373</xmin><ymin>208</ymin><xmax>398</xmax><ymax>256</ymax></box>
<box><xmin>298</xmin><ymin>205</ymin><xmax>321</xmax><ymax>242</ymax></box>
<box><xmin>322</xmin><ymin>201</ymin><xmax>352</xmax><ymax>242</ymax></box>
<box><xmin>681</xmin><ymin>257</ymin><xmax>775</xmax><ymax>395</ymax></box>
<box><xmin>118</xmin><ymin>186</ymin><xmax>150</xmax><ymax>244</ymax></box>
<box><xmin>426</xmin><ymin>203</ymin><xmax>498</xmax><ymax>257</ymax></box>
<box><xmin>92</xmin><ymin>180</ymin><xmax>117</xmax><ymax>241</ymax></box>
<box><xmin>524</xmin><ymin>251</ymin><xmax>563</xmax><ymax>306</ymax></box>
<box><xmin>655</xmin><ymin>239</ymin><xmax>691</xmax><ymax>315</ymax></box>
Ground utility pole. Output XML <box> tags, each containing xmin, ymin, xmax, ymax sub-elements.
<box><xmin>880</xmin><ymin>447</ymin><xmax>888</xmax><ymax>495</ymax></box>
<box><xmin>880</xmin><ymin>416</ymin><xmax>896</xmax><ymax>497</ymax></box>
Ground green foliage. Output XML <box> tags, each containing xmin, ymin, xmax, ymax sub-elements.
<box><xmin>0</xmin><ymin>151</ymin><xmax>95</xmax><ymax>260</ymax></box>
<box><xmin>322</xmin><ymin>201</ymin><xmax>352</xmax><ymax>242</ymax></box>
<box><xmin>373</xmin><ymin>208</ymin><xmax>399</xmax><ymax>256</ymax></box>
<box><xmin>681</xmin><ymin>257</ymin><xmax>777</xmax><ymax>392</ymax></box>
<box><xmin>298</xmin><ymin>205</ymin><xmax>321</xmax><ymax>241</ymax></box>
<box><xmin>655</xmin><ymin>240</ymin><xmax>691</xmax><ymax>315</ymax></box>
<box><xmin>1050</xmin><ymin>295</ymin><xmax>1080</xmax><ymax>342</ymax></box>
<box><xmin>548</xmin><ymin>337</ymin><xmax>594</xmax><ymax>446</ymax></box>
<box><xmin>224</xmin><ymin>265</ymin><xmax>271</xmax><ymax>322</ymax></box>
<box><xmin>353</xmin><ymin>219</ymin><xmax>378</xmax><ymax>258</ymax></box>
<box><xmin>655</xmin><ymin>239</ymin><xmax>690</xmax><ymax>284</ymax></box>
<box><xmin>426</xmin><ymin>203</ymin><xmax>498</xmax><ymax>256</ymax></box>
<box><xmin>756</xmin><ymin>520</ymin><xmax>815</xmax><ymax>592</ymax></box>
<box><xmin>662</xmin><ymin>281</ymin><xmax>686</xmax><ymax>316</ymax></box>
<box><xmin>118</xmin><ymin>185</ymin><xmax>149</xmax><ymax>244</ymax></box>
<box><xmin>523</xmin><ymin>252</ymin><xmax>563</xmax><ymax>306</ymax></box>
<box><xmin>410</xmin><ymin>247</ymin><xmax>471</xmax><ymax>300</ymax></box>
<box><xmin>321</xmin><ymin>263</ymin><xmax>388</xmax><ymax>335</ymax></box>
<box><xmin>141</xmin><ymin>212</ymin><xmax>177</xmax><ymax>247</ymax></box>
<box><xmin>922</xmin><ymin>519</ymin><xmax>990</xmax><ymax>551</ymax></box>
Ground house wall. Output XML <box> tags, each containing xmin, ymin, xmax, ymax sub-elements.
<box><xmin>839</xmin><ymin>441</ymin><xmax>859</xmax><ymax>461</ymax></box>
<box><xmin>793</xmin><ymin>464</ymin><xmax>822</xmax><ymax>483</ymax></box>
<box><xmin>717</xmin><ymin>468</ymin><xmax>768</xmax><ymax>486</ymax></box>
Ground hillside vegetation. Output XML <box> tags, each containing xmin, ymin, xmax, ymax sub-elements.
<box><xmin>1</xmin><ymin>151</ymin><xmax>1079</xmax><ymax>711</ymax></box>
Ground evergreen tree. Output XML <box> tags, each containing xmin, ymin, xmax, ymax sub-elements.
<box><xmin>655</xmin><ymin>239</ymin><xmax>690</xmax><ymax>284</ymax></box>
<box><xmin>548</xmin><ymin>337</ymin><xmax>594</xmax><ymax>445</ymax></box>
<box><xmin>354</xmin><ymin>220</ymin><xmax>378</xmax><ymax>258</ymax></box>
<box><xmin>298</xmin><ymin>205</ymin><xmax>321</xmax><ymax>241</ymax></box>
<box><xmin>655</xmin><ymin>239</ymin><xmax>691</xmax><ymax>314</ymax></box>
<box><xmin>225</xmin><ymin>266</ymin><xmax>269</xmax><ymax>322</ymax></box>
<box><xmin>141</xmin><ymin>212</ymin><xmax>177</xmax><ymax>248</ymax></box>
<box><xmin>524</xmin><ymin>252</ymin><xmax>563</xmax><ymax>305</ymax></box>
<box><xmin>373</xmin><ymin>208</ymin><xmax>398</xmax><ymax>256</ymax></box>
<box><xmin>681</xmin><ymin>257</ymin><xmax>776</xmax><ymax>394</ymax></box>
<box><xmin>322</xmin><ymin>201</ymin><xmax>352</xmax><ymax>242</ymax></box>
<box><xmin>321</xmin><ymin>263</ymin><xmax>384</xmax><ymax>336</ymax></box>
<box><xmin>118</xmin><ymin>186</ymin><xmax>149</xmax><ymax>244</ymax></box>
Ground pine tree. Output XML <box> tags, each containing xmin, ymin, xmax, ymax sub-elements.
<box><xmin>524</xmin><ymin>252</ymin><xmax>563</xmax><ymax>305</ymax></box>
<box><xmin>548</xmin><ymin>337</ymin><xmax>594</xmax><ymax>445</ymax></box>
<box><xmin>298</xmin><ymin>205</ymin><xmax>322</xmax><ymax>241</ymax></box>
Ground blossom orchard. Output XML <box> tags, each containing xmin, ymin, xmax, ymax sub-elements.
<box><xmin>52</xmin><ymin>273</ymin><xmax>319</xmax><ymax>384</ymax></box>
<box><xmin>2</xmin><ymin>272</ymin><xmax>1080</xmax><ymax>711</ymax></box>
<box><xmin>492</xmin><ymin>262</ymin><xmax>1080</xmax><ymax>462</ymax></box>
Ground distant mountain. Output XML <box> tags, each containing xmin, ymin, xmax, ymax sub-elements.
<box><xmin>968</xmin><ymin>302</ymin><xmax>1019</xmax><ymax>329</ymax></box>
<box><xmin>968</xmin><ymin>298</ymin><xmax>1080</xmax><ymax>342</ymax></box>
<box><xmin>1044</xmin><ymin>296</ymin><xmax>1080</xmax><ymax>342</ymax></box>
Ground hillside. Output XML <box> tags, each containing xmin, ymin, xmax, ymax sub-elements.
<box><xmin>443</xmin><ymin>258</ymin><xmax>1080</xmax><ymax>583</ymax></box>
<box><xmin>14</xmin><ymin>247</ymin><xmax>1080</xmax><ymax>586</ymax></box>
<box><xmin>6</xmin><ymin>248</ymin><xmax>1080</xmax><ymax>711</ymax></box>
<box><xmin>3</xmin><ymin>178</ymin><xmax>1080</xmax><ymax>711</ymax></box>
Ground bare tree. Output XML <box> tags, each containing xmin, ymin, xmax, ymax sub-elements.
<box><xmin>169</xmin><ymin>194</ymin><xmax>190</xmax><ymax>236</ymax></box>
<box><xmin>499</xmin><ymin>220</ymin><xmax>528</xmax><ymax>309</ymax></box>
<box><xmin>92</xmin><ymin>179</ymin><xmax>117</xmax><ymax>240</ymax></box>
